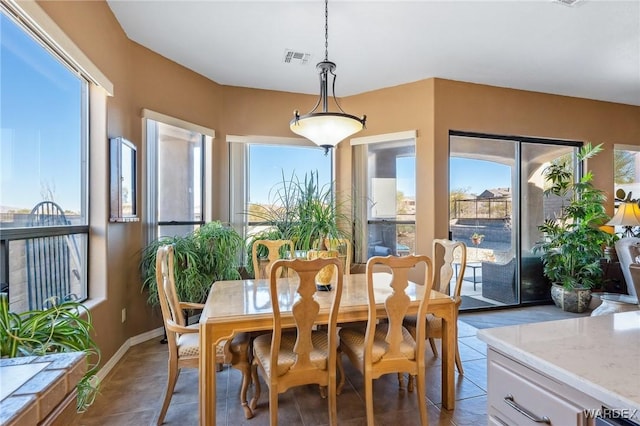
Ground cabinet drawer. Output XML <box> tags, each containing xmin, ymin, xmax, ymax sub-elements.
<box><xmin>488</xmin><ymin>414</ymin><xmax>512</xmax><ymax>426</ymax></box>
<box><xmin>488</xmin><ymin>353</ymin><xmax>587</xmax><ymax>425</ymax></box>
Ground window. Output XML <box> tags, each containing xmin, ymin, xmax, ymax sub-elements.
<box><xmin>612</xmin><ymin>145</ymin><xmax>640</xmax><ymax>235</ymax></box>
<box><xmin>145</xmin><ymin>113</ymin><xmax>210</xmax><ymax>240</ymax></box>
<box><xmin>449</xmin><ymin>132</ymin><xmax>580</xmax><ymax>308</ymax></box>
<box><xmin>613</xmin><ymin>146</ymin><xmax>640</xmax><ymax>199</ymax></box>
<box><xmin>1</xmin><ymin>7</ymin><xmax>89</xmax><ymax>312</ymax></box>
<box><xmin>228</xmin><ymin>137</ymin><xmax>332</xmax><ymax>263</ymax></box>
<box><xmin>352</xmin><ymin>132</ymin><xmax>416</xmax><ymax>262</ymax></box>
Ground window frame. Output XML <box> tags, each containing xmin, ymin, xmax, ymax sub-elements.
<box><xmin>1</xmin><ymin>3</ymin><xmax>91</xmax><ymax>311</ymax></box>
<box><xmin>612</xmin><ymin>144</ymin><xmax>640</xmax><ymax>236</ymax></box>
<box><xmin>143</xmin><ymin>110</ymin><xmax>213</xmax><ymax>242</ymax></box>
<box><xmin>351</xmin><ymin>131</ymin><xmax>417</xmax><ymax>263</ymax></box>
<box><xmin>228</xmin><ymin>135</ymin><xmax>334</xmax><ymax>264</ymax></box>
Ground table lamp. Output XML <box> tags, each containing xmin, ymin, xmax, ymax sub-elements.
<box><xmin>606</xmin><ymin>201</ymin><xmax>640</xmax><ymax>238</ymax></box>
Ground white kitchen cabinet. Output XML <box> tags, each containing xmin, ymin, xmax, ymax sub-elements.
<box><xmin>478</xmin><ymin>311</ymin><xmax>640</xmax><ymax>426</ymax></box>
<box><xmin>487</xmin><ymin>348</ymin><xmax>600</xmax><ymax>425</ymax></box>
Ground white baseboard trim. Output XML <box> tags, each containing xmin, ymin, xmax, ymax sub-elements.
<box><xmin>129</xmin><ymin>327</ymin><xmax>165</xmax><ymax>346</ymax></box>
<box><xmin>95</xmin><ymin>327</ymin><xmax>164</xmax><ymax>382</ymax></box>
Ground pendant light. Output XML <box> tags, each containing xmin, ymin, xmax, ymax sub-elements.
<box><xmin>290</xmin><ymin>0</ymin><xmax>366</xmax><ymax>155</ymax></box>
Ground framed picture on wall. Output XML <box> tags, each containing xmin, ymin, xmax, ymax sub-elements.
<box><xmin>110</xmin><ymin>137</ymin><xmax>139</xmax><ymax>222</ymax></box>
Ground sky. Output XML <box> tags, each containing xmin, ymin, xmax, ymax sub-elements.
<box><xmin>1</xmin><ymin>10</ymin><xmax>509</xmax><ymax>216</ymax></box>
<box><xmin>1</xmin><ymin>12</ymin><xmax>83</xmax><ymax>214</ymax></box>
<box><xmin>247</xmin><ymin>148</ymin><xmax>510</xmax><ymax>204</ymax></box>
<box><xmin>247</xmin><ymin>145</ymin><xmax>515</xmax><ymax>204</ymax></box>
<box><xmin>248</xmin><ymin>144</ymin><xmax>333</xmax><ymax>204</ymax></box>
<box><xmin>450</xmin><ymin>158</ymin><xmax>511</xmax><ymax>195</ymax></box>
<box><xmin>247</xmin><ymin>145</ymin><xmax>420</xmax><ymax>205</ymax></box>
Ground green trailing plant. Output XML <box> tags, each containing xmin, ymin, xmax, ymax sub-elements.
<box><xmin>0</xmin><ymin>293</ymin><xmax>100</xmax><ymax>412</ymax></box>
<box><xmin>140</xmin><ymin>221</ymin><xmax>243</xmax><ymax>306</ymax></box>
<box><xmin>533</xmin><ymin>143</ymin><xmax>611</xmax><ymax>290</ymax></box>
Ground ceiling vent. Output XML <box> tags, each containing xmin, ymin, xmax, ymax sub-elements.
<box><xmin>552</xmin><ymin>0</ymin><xmax>581</xmax><ymax>6</ymax></box>
<box><xmin>283</xmin><ymin>49</ymin><xmax>311</xmax><ymax>65</ymax></box>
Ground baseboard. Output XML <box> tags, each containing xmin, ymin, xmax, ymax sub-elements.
<box><xmin>95</xmin><ymin>326</ymin><xmax>164</xmax><ymax>382</ymax></box>
<box><xmin>129</xmin><ymin>326</ymin><xmax>165</xmax><ymax>346</ymax></box>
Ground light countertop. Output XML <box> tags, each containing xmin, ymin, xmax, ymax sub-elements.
<box><xmin>477</xmin><ymin>310</ymin><xmax>640</xmax><ymax>412</ymax></box>
<box><xmin>0</xmin><ymin>352</ymin><xmax>86</xmax><ymax>426</ymax></box>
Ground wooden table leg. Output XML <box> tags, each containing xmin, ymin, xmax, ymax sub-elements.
<box><xmin>441</xmin><ymin>305</ymin><xmax>457</xmax><ymax>410</ymax></box>
<box><xmin>199</xmin><ymin>324</ymin><xmax>216</xmax><ymax>426</ymax></box>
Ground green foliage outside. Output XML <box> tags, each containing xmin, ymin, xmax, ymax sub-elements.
<box><xmin>614</xmin><ymin>149</ymin><xmax>636</xmax><ymax>184</ymax></box>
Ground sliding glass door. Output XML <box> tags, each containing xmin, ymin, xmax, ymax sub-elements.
<box><xmin>520</xmin><ymin>143</ymin><xmax>576</xmax><ymax>303</ymax></box>
<box><xmin>450</xmin><ymin>136</ymin><xmax>516</xmax><ymax>309</ymax></box>
<box><xmin>450</xmin><ymin>133</ymin><xmax>579</xmax><ymax>310</ymax></box>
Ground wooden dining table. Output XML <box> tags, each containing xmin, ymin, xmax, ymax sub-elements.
<box><xmin>198</xmin><ymin>272</ymin><xmax>458</xmax><ymax>426</ymax></box>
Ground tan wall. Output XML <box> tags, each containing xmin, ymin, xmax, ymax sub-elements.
<box><xmin>340</xmin><ymin>80</ymin><xmax>436</xmax><ymax>257</ymax></box>
<box><xmin>432</xmin><ymin>78</ymin><xmax>640</xmax><ymax>242</ymax></box>
<box><xmin>35</xmin><ymin>1</ymin><xmax>640</xmax><ymax>366</ymax></box>
<box><xmin>37</xmin><ymin>1</ymin><xmax>227</xmax><ymax>362</ymax></box>
<box><xmin>216</xmin><ymin>86</ymin><xmax>317</xmax><ymax>220</ymax></box>
<box><xmin>344</xmin><ymin>79</ymin><xmax>640</xmax><ymax>260</ymax></box>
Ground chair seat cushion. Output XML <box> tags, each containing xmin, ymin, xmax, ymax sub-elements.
<box><xmin>177</xmin><ymin>324</ymin><xmax>232</xmax><ymax>360</ymax></box>
<box><xmin>253</xmin><ymin>331</ymin><xmax>329</xmax><ymax>377</ymax></box>
<box><xmin>403</xmin><ymin>313</ymin><xmax>442</xmax><ymax>337</ymax></box>
<box><xmin>339</xmin><ymin>323</ymin><xmax>416</xmax><ymax>364</ymax></box>
<box><xmin>177</xmin><ymin>327</ymin><xmax>201</xmax><ymax>358</ymax></box>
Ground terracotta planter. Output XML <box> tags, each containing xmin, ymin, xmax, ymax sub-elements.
<box><xmin>550</xmin><ymin>283</ymin><xmax>592</xmax><ymax>313</ymax></box>
<box><xmin>306</xmin><ymin>249</ymin><xmax>338</xmax><ymax>290</ymax></box>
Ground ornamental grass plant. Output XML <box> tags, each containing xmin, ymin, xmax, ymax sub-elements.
<box><xmin>245</xmin><ymin>170</ymin><xmax>355</xmax><ymax>277</ymax></box>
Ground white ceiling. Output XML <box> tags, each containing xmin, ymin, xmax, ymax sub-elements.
<box><xmin>106</xmin><ymin>0</ymin><xmax>640</xmax><ymax>106</ymax></box>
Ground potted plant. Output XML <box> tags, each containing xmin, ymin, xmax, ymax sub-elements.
<box><xmin>140</xmin><ymin>221</ymin><xmax>243</xmax><ymax>306</ymax></box>
<box><xmin>602</xmin><ymin>231</ymin><xmax>620</xmax><ymax>263</ymax></box>
<box><xmin>246</xmin><ymin>170</ymin><xmax>355</xmax><ymax>285</ymax></box>
<box><xmin>0</xmin><ymin>293</ymin><xmax>100</xmax><ymax>412</ymax></box>
<box><xmin>533</xmin><ymin>143</ymin><xmax>611</xmax><ymax>313</ymax></box>
<box><xmin>470</xmin><ymin>232</ymin><xmax>484</xmax><ymax>246</ymax></box>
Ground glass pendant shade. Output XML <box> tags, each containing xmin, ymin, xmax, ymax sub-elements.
<box><xmin>290</xmin><ymin>0</ymin><xmax>366</xmax><ymax>154</ymax></box>
<box><xmin>290</xmin><ymin>112</ymin><xmax>365</xmax><ymax>151</ymax></box>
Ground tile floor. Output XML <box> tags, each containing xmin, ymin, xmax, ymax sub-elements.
<box><xmin>70</xmin><ymin>306</ymin><xmax>586</xmax><ymax>426</ymax></box>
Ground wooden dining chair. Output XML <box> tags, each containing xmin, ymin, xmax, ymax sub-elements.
<box><xmin>154</xmin><ymin>245</ymin><xmax>254</xmax><ymax>424</ymax></box>
<box><xmin>323</xmin><ymin>237</ymin><xmax>352</xmax><ymax>275</ymax></box>
<box><xmin>252</xmin><ymin>239</ymin><xmax>295</xmax><ymax>279</ymax></box>
<box><xmin>338</xmin><ymin>255</ymin><xmax>433</xmax><ymax>426</ymax></box>
<box><xmin>403</xmin><ymin>239</ymin><xmax>466</xmax><ymax>377</ymax></box>
<box><xmin>250</xmin><ymin>257</ymin><xmax>344</xmax><ymax>426</ymax></box>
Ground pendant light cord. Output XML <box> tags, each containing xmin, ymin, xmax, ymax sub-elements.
<box><xmin>289</xmin><ymin>0</ymin><xmax>366</xmax><ymax>153</ymax></box>
<box><xmin>324</xmin><ymin>0</ymin><xmax>329</xmax><ymax>61</ymax></box>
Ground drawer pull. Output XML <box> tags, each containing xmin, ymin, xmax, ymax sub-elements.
<box><xmin>504</xmin><ymin>394</ymin><xmax>551</xmax><ymax>424</ymax></box>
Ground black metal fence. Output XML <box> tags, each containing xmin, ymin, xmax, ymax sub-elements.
<box><xmin>451</xmin><ymin>197</ymin><xmax>512</xmax><ymax>220</ymax></box>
